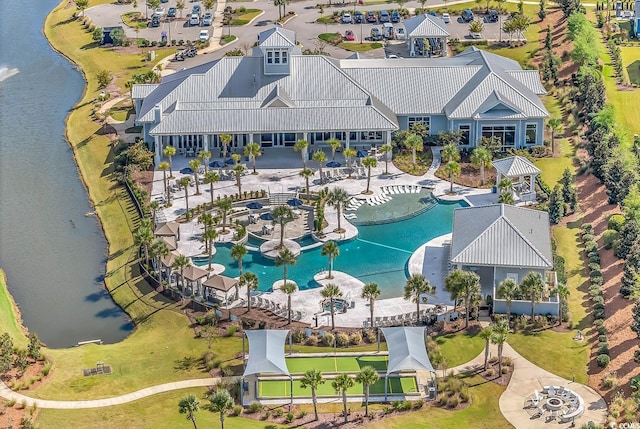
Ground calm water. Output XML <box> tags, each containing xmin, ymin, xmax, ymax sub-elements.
<box><xmin>0</xmin><ymin>0</ymin><xmax>132</xmax><ymax>347</ymax></box>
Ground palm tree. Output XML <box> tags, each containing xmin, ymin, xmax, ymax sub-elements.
<box><xmin>332</xmin><ymin>373</ymin><xmax>354</xmax><ymax>423</ymax></box>
<box><xmin>199</xmin><ymin>213</ymin><xmax>214</xmax><ymax>237</ymax></box>
<box><xmin>547</xmin><ymin>118</ymin><xmax>563</xmax><ymax>156</ymax></box>
<box><xmin>280</xmin><ymin>281</ymin><xmax>297</xmax><ymax>324</ymax></box>
<box><xmin>470</xmin><ymin>147</ymin><xmax>492</xmax><ymax>186</ymax></box>
<box><xmin>201</xmin><ymin>228</ymin><xmax>218</xmax><ymax>271</ymax></box>
<box><xmin>313</xmin><ymin>151</ymin><xmax>327</xmax><ymax>184</ymax></box>
<box><xmin>555</xmin><ymin>283</ymin><xmax>570</xmax><ymax>325</ymax></box>
<box><xmin>327</xmin><ymin>187</ymin><xmax>350</xmax><ymax>232</ymax></box>
<box><xmin>294</xmin><ymin>139</ymin><xmax>308</xmax><ymax>167</ymax></box>
<box><xmin>232</xmin><ymin>163</ymin><xmax>246</xmax><ymax>195</ymax></box>
<box><xmin>444</xmin><ymin>161</ymin><xmax>461</xmax><ymax>194</ymax></box>
<box><xmin>189</xmin><ymin>159</ymin><xmax>202</xmax><ymax>195</ymax></box>
<box><xmin>159</xmin><ymin>161</ymin><xmax>170</xmax><ymax>203</ymax></box>
<box><xmin>321</xmin><ymin>283</ymin><xmax>342</xmax><ymax>330</ymax></box>
<box><xmin>178</xmin><ymin>394</ymin><xmax>200</xmax><ymax>429</ymax></box>
<box><xmin>479</xmin><ymin>327</ymin><xmax>493</xmax><ymax>371</ymax></box>
<box><xmin>176</xmin><ymin>0</ymin><xmax>185</xmax><ymax>17</ymax></box>
<box><xmin>380</xmin><ymin>144</ymin><xmax>392</xmax><ymax>174</ymax></box>
<box><xmin>497</xmin><ymin>178</ymin><xmax>514</xmax><ymax>204</ymax></box>
<box><xmin>204</xmin><ymin>171</ymin><xmax>220</xmax><ymax>205</ymax></box>
<box><xmin>134</xmin><ymin>224</ymin><xmax>154</xmax><ymax>265</ymax></box>
<box><xmin>491</xmin><ymin>318</ymin><xmax>509</xmax><ymax>374</ymax></box>
<box><xmin>361</xmin><ymin>282</ymin><xmax>380</xmax><ymax>328</ymax></box>
<box><xmin>215</xmin><ymin>197</ymin><xmax>233</xmax><ymax>232</ymax></box>
<box><xmin>444</xmin><ymin>269</ymin><xmax>481</xmax><ymax>328</ymax></box>
<box><xmin>321</xmin><ymin>240</ymin><xmax>339</xmax><ymax>279</ymax></box>
<box><xmin>405</xmin><ymin>133</ymin><xmax>423</xmax><ymax>166</ymax></box>
<box><xmin>497</xmin><ymin>278</ymin><xmax>519</xmax><ymax>322</ymax></box>
<box><xmin>327</xmin><ymin>138</ymin><xmax>342</xmax><ymax>161</ymax></box>
<box><xmin>519</xmin><ymin>272</ymin><xmax>545</xmax><ymax>320</ymax></box>
<box><xmin>441</xmin><ymin>143</ymin><xmax>460</xmax><ymax>163</ymax></box>
<box><xmin>219</xmin><ymin>134</ymin><xmax>232</xmax><ymax>161</ymax></box>
<box><xmin>275</xmin><ymin>248</ymin><xmax>297</xmax><ymax>288</ymax></box>
<box><xmin>172</xmin><ymin>254</ymin><xmax>190</xmax><ymax>296</ymax></box>
<box><xmin>178</xmin><ymin>176</ymin><xmax>192</xmax><ymax>214</ymax></box>
<box><xmin>343</xmin><ymin>148</ymin><xmax>356</xmax><ymax>177</ymax></box>
<box><xmin>150</xmin><ymin>238</ymin><xmax>169</xmax><ymax>276</ymax></box>
<box><xmin>231</xmin><ymin>243</ymin><xmax>247</xmax><ymax>275</ymax></box>
<box><xmin>300</xmin><ymin>369</ymin><xmax>325</xmax><ymax>421</ymax></box>
<box><xmin>362</xmin><ymin>156</ymin><xmax>377</xmax><ymax>194</ymax></box>
<box><xmin>244</xmin><ymin>142</ymin><xmax>261</xmax><ymax>174</ymax></box>
<box><xmin>299</xmin><ymin>167</ymin><xmax>314</xmax><ymax>198</ymax></box>
<box><xmin>404</xmin><ymin>274</ymin><xmax>432</xmax><ymax>320</ymax></box>
<box><xmin>240</xmin><ymin>271</ymin><xmax>258</xmax><ymax>312</ymax></box>
<box><xmin>272</xmin><ymin>205</ymin><xmax>294</xmax><ymax>248</ymax></box>
<box><xmin>355</xmin><ymin>366</ymin><xmax>379</xmax><ymax>417</ymax></box>
<box><xmin>163</xmin><ymin>146</ymin><xmax>177</xmax><ymax>178</ymax></box>
<box><xmin>149</xmin><ymin>200</ymin><xmax>160</xmax><ymax>225</ymax></box>
<box><xmin>231</xmin><ymin>153</ymin><xmax>241</xmax><ymax>165</ymax></box>
<box><xmin>208</xmin><ymin>389</ymin><xmax>234</xmax><ymax>429</ymax></box>
<box><xmin>198</xmin><ymin>150</ymin><xmax>211</xmax><ymax>172</ymax></box>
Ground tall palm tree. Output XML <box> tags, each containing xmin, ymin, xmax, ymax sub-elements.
<box><xmin>189</xmin><ymin>159</ymin><xmax>202</xmax><ymax>195</ymax></box>
<box><xmin>272</xmin><ymin>205</ymin><xmax>294</xmax><ymax>248</ymax></box>
<box><xmin>479</xmin><ymin>327</ymin><xmax>493</xmax><ymax>371</ymax></box>
<box><xmin>362</xmin><ymin>156</ymin><xmax>377</xmax><ymax>194</ymax></box>
<box><xmin>275</xmin><ymin>248</ymin><xmax>297</xmax><ymax>288</ymax></box>
<box><xmin>312</xmin><ymin>151</ymin><xmax>327</xmax><ymax>184</ymax></box>
<box><xmin>231</xmin><ymin>243</ymin><xmax>247</xmax><ymax>275</ymax></box>
<box><xmin>150</xmin><ymin>238</ymin><xmax>169</xmax><ymax>277</ymax></box>
<box><xmin>244</xmin><ymin>142</ymin><xmax>261</xmax><ymax>174</ymax></box>
<box><xmin>497</xmin><ymin>278</ymin><xmax>518</xmax><ymax>322</ymax></box>
<box><xmin>555</xmin><ymin>283</ymin><xmax>570</xmax><ymax>325</ymax></box>
<box><xmin>178</xmin><ymin>176</ymin><xmax>192</xmax><ymax>214</ymax></box>
<box><xmin>204</xmin><ymin>171</ymin><xmax>220</xmax><ymax>205</ymax></box>
<box><xmin>355</xmin><ymin>366</ymin><xmax>379</xmax><ymax>417</ymax></box>
<box><xmin>159</xmin><ymin>161</ymin><xmax>170</xmax><ymax>203</ymax></box>
<box><xmin>321</xmin><ymin>240</ymin><xmax>339</xmax><ymax>279</ymax></box>
<box><xmin>149</xmin><ymin>200</ymin><xmax>160</xmax><ymax>226</ymax></box>
<box><xmin>300</xmin><ymin>369</ymin><xmax>325</xmax><ymax>421</ymax></box>
<box><xmin>327</xmin><ymin>187</ymin><xmax>350</xmax><ymax>232</ymax></box>
<box><xmin>172</xmin><ymin>254</ymin><xmax>190</xmax><ymax>296</ymax></box>
<box><xmin>233</xmin><ymin>163</ymin><xmax>246</xmax><ymax>195</ymax></box>
<box><xmin>327</xmin><ymin>138</ymin><xmax>342</xmax><ymax>161</ymax></box>
<box><xmin>470</xmin><ymin>147</ymin><xmax>492</xmax><ymax>186</ymax></box>
<box><xmin>199</xmin><ymin>212</ymin><xmax>214</xmax><ymax>238</ymax></box>
<box><xmin>380</xmin><ymin>143</ymin><xmax>392</xmax><ymax>174</ymax></box>
<box><xmin>491</xmin><ymin>318</ymin><xmax>509</xmax><ymax>374</ymax></box>
<box><xmin>299</xmin><ymin>167</ymin><xmax>314</xmax><ymax>198</ymax></box>
<box><xmin>215</xmin><ymin>197</ymin><xmax>233</xmax><ymax>233</ymax></box>
<box><xmin>208</xmin><ymin>389</ymin><xmax>234</xmax><ymax>429</ymax></box>
<box><xmin>322</xmin><ymin>283</ymin><xmax>342</xmax><ymax>330</ymax></box>
<box><xmin>405</xmin><ymin>133</ymin><xmax>423</xmax><ymax>166</ymax></box>
<box><xmin>198</xmin><ymin>150</ymin><xmax>211</xmax><ymax>172</ymax></box>
<box><xmin>231</xmin><ymin>153</ymin><xmax>241</xmax><ymax>165</ymax></box>
<box><xmin>178</xmin><ymin>394</ymin><xmax>200</xmax><ymax>429</ymax></box>
<box><xmin>201</xmin><ymin>228</ymin><xmax>218</xmax><ymax>271</ymax></box>
<box><xmin>444</xmin><ymin>161</ymin><xmax>461</xmax><ymax>194</ymax></box>
<box><xmin>134</xmin><ymin>224</ymin><xmax>154</xmax><ymax>265</ymax></box>
<box><xmin>240</xmin><ymin>271</ymin><xmax>258</xmax><ymax>312</ymax></box>
<box><xmin>444</xmin><ymin>269</ymin><xmax>480</xmax><ymax>328</ymax></box>
<box><xmin>404</xmin><ymin>274</ymin><xmax>432</xmax><ymax>320</ymax></box>
<box><xmin>519</xmin><ymin>272</ymin><xmax>545</xmax><ymax>320</ymax></box>
<box><xmin>361</xmin><ymin>282</ymin><xmax>380</xmax><ymax>328</ymax></box>
<box><xmin>294</xmin><ymin>139</ymin><xmax>308</xmax><ymax>167</ymax></box>
<box><xmin>547</xmin><ymin>118</ymin><xmax>563</xmax><ymax>156</ymax></box>
<box><xmin>332</xmin><ymin>373</ymin><xmax>354</xmax><ymax>423</ymax></box>
<box><xmin>343</xmin><ymin>148</ymin><xmax>356</xmax><ymax>177</ymax></box>
<box><xmin>280</xmin><ymin>281</ymin><xmax>297</xmax><ymax>324</ymax></box>
<box><xmin>219</xmin><ymin>134</ymin><xmax>232</xmax><ymax>161</ymax></box>
<box><xmin>441</xmin><ymin>143</ymin><xmax>460</xmax><ymax>163</ymax></box>
<box><xmin>163</xmin><ymin>146</ymin><xmax>176</xmax><ymax>178</ymax></box>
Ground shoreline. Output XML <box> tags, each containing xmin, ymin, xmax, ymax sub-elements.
<box><xmin>0</xmin><ymin>269</ymin><xmax>30</xmax><ymax>346</ymax></box>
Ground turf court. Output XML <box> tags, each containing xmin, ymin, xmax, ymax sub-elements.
<box><xmin>285</xmin><ymin>355</ymin><xmax>389</xmax><ymax>374</ymax></box>
<box><xmin>258</xmin><ymin>376</ymin><xmax>418</xmax><ymax>398</ymax></box>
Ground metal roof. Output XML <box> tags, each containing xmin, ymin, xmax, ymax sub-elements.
<box><xmin>507</xmin><ymin>70</ymin><xmax>547</xmax><ymax>95</ymax></box>
<box><xmin>492</xmin><ymin>156</ymin><xmax>542</xmax><ymax>177</ymax></box>
<box><xmin>450</xmin><ymin>204</ymin><xmax>552</xmax><ymax>269</ymax></box>
<box><xmin>403</xmin><ymin>14</ymin><xmax>450</xmax><ymax>37</ymax></box>
<box><xmin>131</xmin><ymin>84</ymin><xmax>159</xmax><ymax>100</ymax></box>
<box><xmin>257</xmin><ymin>27</ymin><xmax>296</xmax><ymax>47</ymax></box>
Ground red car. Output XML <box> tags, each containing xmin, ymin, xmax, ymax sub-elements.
<box><xmin>344</xmin><ymin>30</ymin><xmax>355</xmax><ymax>41</ymax></box>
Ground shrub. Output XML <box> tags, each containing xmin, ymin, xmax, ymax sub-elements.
<box><xmin>598</xmin><ymin>334</ymin><xmax>608</xmax><ymax>343</ymax></box>
<box><xmin>335</xmin><ymin>333</ymin><xmax>349</xmax><ymax>347</ymax></box>
<box><xmin>584</xmin><ymin>240</ymin><xmax>598</xmax><ymax>254</ymax></box>
<box><xmin>608</xmin><ymin>214</ymin><xmax>625</xmax><ymax>231</ymax></box>
<box><xmin>292</xmin><ymin>330</ymin><xmax>305</xmax><ymax>343</ymax></box>
<box><xmin>233</xmin><ymin>405</ymin><xmax>243</xmax><ymax>416</ymax></box>
<box><xmin>297</xmin><ymin>410</ymin><xmax>308</xmax><ymax>418</ymax></box>
<box><xmin>363</xmin><ymin>330</ymin><xmax>377</xmax><ymax>343</ymax></box>
<box><xmin>501</xmin><ymin>366</ymin><xmax>510</xmax><ymax>374</ymax></box>
<box><xmin>486</xmin><ymin>368</ymin><xmax>495</xmax><ymax>377</ymax></box>
<box><xmin>412</xmin><ymin>399</ymin><xmax>424</xmax><ymax>409</ymax></box>
<box><xmin>248</xmin><ymin>402</ymin><xmax>262</xmax><ymax>413</ymax></box>
<box><xmin>349</xmin><ymin>332</ymin><xmax>362</xmax><ymax>345</ymax></box>
<box><xmin>593</xmin><ymin>308</ymin><xmax>606</xmax><ymax>319</ymax></box>
<box><xmin>590</xmin><ymin>272</ymin><xmax>603</xmax><ymax>284</ymax></box>
<box><xmin>589</xmin><ymin>252</ymin><xmax>601</xmax><ymax>264</ymax></box>
<box><xmin>597</xmin><ymin>325</ymin><xmax>607</xmax><ymax>336</ymax></box>
<box><xmin>592</xmin><ymin>296</ymin><xmax>605</xmax><ymax>305</ymax></box>
<box><xmin>582</xmin><ymin>223</ymin><xmax>593</xmax><ymax>234</ymax></box>
<box><xmin>596</xmin><ymin>354</ymin><xmax>610</xmax><ymax>367</ymax></box>
<box><xmin>273</xmin><ymin>408</ymin><xmax>284</xmax><ymax>417</ymax></box>
<box><xmin>42</xmin><ymin>361</ymin><xmax>52</xmax><ymax>376</ymax></box>
<box><xmin>598</xmin><ymin>343</ymin><xmax>609</xmax><ymax>355</ymax></box>
<box><xmin>447</xmin><ymin>397</ymin><xmax>459</xmax><ymax>408</ymax></box>
<box><xmin>634</xmin><ymin>349</ymin><xmax>640</xmax><ymax>363</ymax></box>
<box><xmin>602</xmin><ymin>230</ymin><xmax>619</xmax><ymax>249</ymax></box>
<box><xmin>305</xmin><ymin>336</ymin><xmax>318</xmax><ymax>346</ymax></box>
<box><xmin>601</xmin><ymin>371</ymin><xmax>618</xmax><ymax>389</ymax></box>
<box><xmin>284</xmin><ymin>412</ymin><xmax>294</xmax><ymax>423</ymax></box>
<box><xmin>7</xmin><ymin>399</ymin><xmax>16</xmax><ymax>407</ymax></box>
<box><xmin>226</xmin><ymin>325</ymin><xmax>238</xmax><ymax>337</ymax></box>
<box><xmin>588</xmin><ymin>262</ymin><xmax>601</xmax><ymax>272</ymax></box>
<box><xmin>321</xmin><ymin>333</ymin><xmax>335</xmax><ymax>347</ymax></box>
<box><xmin>589</xmin><ymin>267</ymin><xmax>602</xmax><ymax>278</ymax></box>
<box><xmin>581</xmin><ymin>233</ymin><xmax>595</xmax><ymax>243</ymax></box>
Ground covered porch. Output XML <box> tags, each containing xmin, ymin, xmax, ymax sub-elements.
<box><xmin>492</xmin><ymin>156</ymin><xmax>541</xmax><ymax>203</ymax></box>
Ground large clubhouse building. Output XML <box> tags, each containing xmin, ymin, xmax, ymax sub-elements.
<box><xmin>133</xmin><ymin>27</ymin><xmax>549</xmax><ymax>164</ymax></box>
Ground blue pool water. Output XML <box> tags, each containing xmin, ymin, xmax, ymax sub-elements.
<box><xmin>194</xmin><ymin>198</ymin><xmax>466</xmax><ymax>299</ymax></box>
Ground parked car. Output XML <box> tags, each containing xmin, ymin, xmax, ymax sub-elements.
<box><xmin>161</xmin><ymin>0</ymin><xmax>168</xmax><ymax>3</ymax></box>
<box><xmin>203</xmin><ymin>12</ymin><xmax>213</xmax><ymax>25</ymax></box>
<box><xmin>167</xmin><ymin>7</ymin><xmax>176</xmax><ymax>17</ymax></box>
<box><xmin>382</xmin><ymin>22</ymin><xmax>394</xmax><ymax>39</ymax></box>
<box><xmin>199</xmin><ymin>29</ymin><xmax>210</xmax><ymax>42</ymax></box>
<box><xmin>150</xmin><ymin>14</ymin><xmax>160</xmax><ymax>27</ymax></box>
<box><xmin>441</xmin><ymin>12</ymin><xmax>450</xmax><ymax>23</ymax></box>
<box><xmin>189</xmin><ymin>13</ymin><xmax>200</xmax><ymax>26</ymax></box>
<box><xmin>379</xmin><ymin>10</ymin><xmax>390</xmax><ymax>22</ymax></box>
<box><xmin>344</xmin><ymin>30</ymin><xmax>355</xmax><ymax>41</ymax></box>
<box><xmin>391</xmin><ymin>10</ymin><xmax>400</xmax><ymax>23</ymax></box>
<box><xmin>192</xmin><ymin>5</ymin><xmax>201</xmax><ymax>15</ymax></box>
<box><xmin>395</xmin><ymin>27</ymin><xmax>406</xmax><ymax>39</ymax></box>
<box><xmin>488</xmin><ymin>9</ymin><xmax>498</xmax><ymax>22</ymax></box>
<box><xmin>366</xmin><ymin>11</ymin><xmax>377</xmax><ymax>23</ymax></box>
<box><xmin>354</xmin><ymin>11</ymin><xmax>363</xmax><ymax>23</ymax></box>
<box><xmin>154</xmin><ymin>7</ymin><xmax>165</xmax><ymax>16</ymax></box>
<box><xmin>342</xmin><ymin>13</ymin><xmax>352</xmax><ymax>23</ymax></box>
<box><xmin>461</xmin><ymin>9</ymin><xmax>474</xmax><ymax>22</ymax></box>
<box><xmin>370</xmin><ymin>27</ymin><xmax>383</xmax><ymax>41</ymax></box>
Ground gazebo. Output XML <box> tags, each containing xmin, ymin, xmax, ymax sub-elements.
<box><xmin>154</xmin><ymin>221</ymin><xmax>181</xmax><ymax>241</ymax></box>
<box><xmin>181</xmin><ymin>265</ymin><xmax>210</xmax><ymax>296</ymax></box>
<box><xmin>381</xmin><ymin>327</ymin><xmax>436</xmax><ymax>400</ymax></box>
<box><xmin>492</xmin><ymin>155</ymin><xmax>541</xmax><ymax>203</ymax></box>
<box><xmin>160</xmin><ymin>235</ymin><xmax>177</xmax><ymax>251</ymax></box>
<box><xmin>242</xmin><ymin>330</ymin><xmax>292</xmax><ymax>405</ymax></box>
<box><xmin>160</xmin><ymin>250</ymin><xmax>181</xmax><ymax>280</ymax></box>
<box><xmin>202</xmin><ymin>275</ymin><xmax>239</xmax><ymax>305</ymax></box>
<box><xmin>403</xmin><ymin>14</ymin><xmax>450</xmax><ymax>57</ymax></box>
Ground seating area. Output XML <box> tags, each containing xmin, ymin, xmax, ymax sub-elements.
<box><xmin>250</xmin><ymin>296</ymin><xmax>305</xmax><ymax>322</ymax></box>
<box><xmin>320</xmin><ymin>167</ymin><xmax>367</xmax><ymax>183</ymax></box>
<box><xmin>525</xmin><ymin>385</ymin><xmax>585</xmax><ymax>423</ymax></box>
<box><xmin>363</xmin><ymin>308</ymin><xmax>435</xmax><ymax>328</ymax></box>
<box><xmin>381</xmin><ymin>185</ymin><xmax>421</xmax><ymax>194</ymax></box>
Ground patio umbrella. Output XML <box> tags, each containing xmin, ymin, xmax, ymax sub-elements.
<box><xmin>326</xmin><ymin>161</ymin><xmax>341</xmax><ymax>168</ymax></box>
<box><xmin>287</xmin><ymin>198</ymin><xmax>303</xmax><ymax>207</ymax></box>
<box><xmin>209</xmin><ymin>160</ymin><xmax>225</xmax><ymax>168</ymax></box>
<box><xmin>225</xmin><ymin>158</ymin><xmax>235</xmax><ymax>165</ymax></box>
<box><xmin>246</xmin><ymin>201</ymin><xmax>263</xmax><ymax>210</ymax></box>
<box><xmin>260</xmin><ymin>212</ymin><xmax>274</xmax><ymax>221</ymax></box>
<box><xmin>180</xmin><ymin>167</ymin><xmax>193</xmax><ymax>174</ymax></box>
<box><xmin>356</xmin><ymin>150</ymin><xmax>366</xmax><ymax>158</ymax></box>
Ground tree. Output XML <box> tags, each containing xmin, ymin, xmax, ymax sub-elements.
<box><xmin>300</xmin><ymin>369</ymin><xmax>325</xmax><ymax>421</ymax></box>
<box><xmin>179</xmin><ymin>394</ymin><xmax>201</xmax><ymax>429</ymax></box>
<box><xmin>280</xmin><ymin>281</ymin><xmax>297</xmax><ymax>324</ymax></box>
<box><xmin>272</xmin><ymin>205</ymin><xmax>294</xmax><ymax>248</ymax></box>
<box><xmin>274</xmin><ymin>0</ymin><xmax>285</xmax><ymax>19</ymax></box>
<box><xmin>479</xmin><ymin>136</ymin><xmax>502</xmax><ymax>155</ymax></box>
<box><xmin>469</xmin><ymin>20</ymin><xmax>484</xmax><ymax>35</ymax></box>
<box><xmin>404</xmin><ymin>274</ymin><xmax>432</xmax><ymax>319</ymax></box>
<box><xmin>444</xmin><ymin>269</ymin><xmax>480</xmax><ymax>328</ymax></box>
<box><xmin>555</xmin><ymin>283</ymin><xmax>570</xmax><ymax>324</ymax></box>
<box><xmin>172</xmin><ymin>254</ymin><xmax>190</xmax><ymax>296</ymax></box>
<box><xmin>232</xmin><ymin>163</ymin><xmax>246</xmax><ymax>195</ymax></box>
<box><xmin>405</xmin><ymin>133</ymin><xmax>423</xmax><ymax>166</ymax></box>
<box><xmin>320</xmin><ymin>240</ymin><xmax>340</xmax><ymax>280</ymax></box>
<box><xmin>198</xmin><ymin>150</ymin><xmax>211</xmax><ymax>172</ymax></box>
<box><xmin>159</xmin><ymin>162</ymin><xmax>170</xmax><ymax>204</ymax></box>
<box><xmin>231</xmin><ymin>243</ymin><xmax>247</xmax><ymax>275</ymax></box>
<box><xmin>275</xmin><ymin>248</ymin><xmax>297</xmax><ymax>289</ymax></box>
<box><xmin>519</xmin><ymin>272</ymin><xmax>545</xmax><ymax>320</ymax></box>
<box><xmin>491</xmin><ymin>318</ymin><xmax>509</xmax><ymax>374</ymax></box>
<box><xmin>215</xmin><ymin>197</ymin><xmax>233</xmax><ymax>233</ymax></box>
<box><xmin>328</xmin><ymin>138</ymin><xmax>342</xmax><ymax>161</ymax></box>
<box><xmin>539</xmin><ymin>0</ymin><xmax>547</xmax><ymax>19</ymax></box>
<box><xmin>497</xmin><ymin>278</ymin><xmax>518</xmax><ymax>322</ymax></box>
<box><xmin>470</xmin><ymin>147</ymin><xmax>492</xmax><ymax>186</ymax></box>
<box><xmin>204</xmin><ymin>171</ymin><xmax>220</xmax><ymax>205</ymax></box>
<box><xmin>178</xmin><ymin>176</ymin><xmax>192</xmax><ymax>215</ymax></box>
<box><xmin>343</xmin><ymin>148</ymin><xmax>357</xmax><ymax>177</ymax></box>
<box><xmin>441</xmin><ymin>143</ymin><xmax>460</xmax><ymax>163</ymax></box>
<box><xmin>332</xmin><ymin>373</ymin><xmax>355</xmax><ymax>423</ymax></box>
<box><xmin>219</xmin><ymin>134</ymin><xmax>232</xmax><ymax>161</ymax></box>
<box><xmin>355</xmin><ymin>366</ymin><xmax>379</xmax><ymax>417</ymax></box>
<box><xmin>76</xmin><ymin>0</ymin><xmax>89</xmax><ymax>16</ymax></box>
<box><xmin>208</xmin><ymin>389</ymin><xmax>233</xmax><ymax>429</ymax></box>
<box><xmin>444</xmin><ymin>161</ymin><xmax>461</xmax><ymax>194</ymax></box>
<box><xmin>547</xmin><ymin>118</ymin><xmax>563</xmax><ymax>155</ymax></box>
<box><xmin>244</xmin><ymin>142</ymin><xmax>261</xmax><ymax>174</ymax></box>
<box><xmin>150</xmin><ymin>238</ymin><xmax>169</xmax><ymax>276</ymax></box>
<box><xmin>92</xmin><ymin>27</ymin><xmax>103</xmax><ymax>42</ymax></box>
<box><xmin>312</xmin><ymin>150</ymin><xmax>327</xmax><ymax>184</ymax></box>
<box><xmin>294</xmin><ymin>139</ymin><xmax>308</xmax><ymax>167</ymax></box>
<box><xmin>548</xmin><ymin>185</ymin><xmax>565</xmax><ymax>224</ymax></box>
<box><xmin>362</xmin><ymin>157</ymin><xmax>377</xmax><ymax>194</ymax></box>
<box><xmin>361</xmin><ymin>283</ymin><xmax>380</xmax><ymax>328</ymax></box>
<box><xmin>511</xmin><ymin>13</ymin><xmax>531</xmax><ymax>40</ymax></box>
<box><xmin>479</xmin><ymin>327</ymin><xmax>493</xmax><ymax>371</ymax></box>
<box><xmin>632</xmin><ymin>299</ymin><xmax>640</xmax><ymax>340</ymax></box>
<box><xmin>163</xmin><ymin>146</ymin><xmax>177</xmax><ymax>178</ymax></box>
<box><xmin>544</xmin><ymin>25</ymin><xmax>553</xmax><ymax>50</ymax></box>
<box><xmin>322</xmin><ymin>283</ymin><xmax>343</xmax><ymax>330</ymax></box>
<box><xmin>328</xmin><ymin>187</ymin><xmax>350</xmax><ymax>233</ymax></box>
<box><xmin>203</xmin><ymin>0</ymin><xmax>215</xmax><ymax>12</ymax></box>
<box><xmin>617</xmin><ymin>219</ymin><xmax>640</xmax><ymax>259</ymax></box>
<box><xmin>240</xmin><ymin>272</ymin><xmax>258</xmax><ymax>311</ymax></box>
<box><xmin>134</xmin><ymin>223</ymin><xmax>154</xmax><ymax>265</ymax></box>
<box><xmin>497</xmin><ymin>177</ymin><xmax>514</xmax><ymax>204</ymax></box>
<box><xmin>176</xmin><ymin>0</ymin><xmax>185</xmax><ymax>17</ymax></box>
<box><xmin>380</xmin><ymin>144</ymin><xmax>392</xmax><ymax>174</ymax></box>
<box><xmin>150</xmin><ymin>200</ymin><xmax>160</xmax><ymax>226</ymax></box>
<box><xmin>299</xmin><ymin>168</ymin><xmax>314</xmax><ymax>197</ymax></box>
<box><xmin>97</xmin><ymin>70</ymin><xmax>111</xmax><ymax>88</ymax></box>
<box><xmin>27</xmin><ymin>333</ymin><xmax>41</xmax><ymax>361</ymax></box>
<box><xmin>189</xmin><ymin>159</ymin><xmax>202</xmax><ymax>195</ymax></box>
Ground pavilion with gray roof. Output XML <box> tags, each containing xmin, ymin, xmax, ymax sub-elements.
<box><xmin>402</xmin><ymin>14</ymin><xmax>450</xmax><ymax>57</ymax></box>
<box><xmin>492</xmin><ymin>155</ymin><xmax>542</xmax><ymax>202</ymax></box>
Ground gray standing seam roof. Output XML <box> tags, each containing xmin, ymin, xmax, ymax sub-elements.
<box><xmin>492</xmin><ymin>156</ymin><xmax>542</xmax><ymax>177</ymax></box>
<box><xmin>131</xmin><ymin>84</ymin><xmax>159</xmax><ymax>100</ymax></box>
<box><xmin>258</xmin><ymin>27</ymin><xmax>296</xmax><ymax>46</ymax></box>
<box><xmin>403</xmin><ymin>14</ymin><xmax>450</xmax><ymax>38</ymax></box>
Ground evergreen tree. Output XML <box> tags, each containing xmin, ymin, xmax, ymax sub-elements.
<box><xmin>632</xmin><ymin>299</ymin><xmax>640</xmax><ymax>337</ymax></box>
<box><xmin>544</xmin><ymin>25</ymin><xmax>553</xmax><ymax>50</ymax></box>
<box><xmin>604</xmin><ymin>159</ymin><xmax>637</xmax><ymax>205</ymax></box>
<box><xmin>616</xmin><ymin>219</ymin><xmax>640</xmax><ymax>259</ymax></box>
<box><xmin>548</xmin><ymin>185</ymin><xmax>565</xmax><ymax>224</ymax></box>
<box><xmin>621</xmin><ymin>261</ymin><xmax>639</xmax><ymax>298</ymax></box>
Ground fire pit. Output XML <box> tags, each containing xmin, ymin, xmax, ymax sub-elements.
<box><xmin>545</xmin><ymin>397</ymin><xmax>563</xmax><ymax>410</ymax></box>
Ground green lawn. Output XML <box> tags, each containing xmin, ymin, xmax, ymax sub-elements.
<box><xmin>622</xmin><ymin>46</ymin><xmax>640</xmax><ymax>86</ymax></box>
<box><xmin>0</xmin><ymin>270</ymin><xmax>28</xmax><ymax>348</ymax></box>
<box><xmin>339</xmin><ymin>41</ymin><xmax>383</xmax><ymax>52</ymax></box>
<box><xmin>553</xmin><ymin>226</ymin><xmax>590</xmax><ymax>328</ymax></box>
<box><xmin>435</xmin><ymin>332</ymin><xmax>484</xmax><ymax>368</ymax></box>
<box><xmin>285</xmin><ymin>355</ymin><xmax>389</xmax><ymax>373</ymax></box>
<box><xmin>121</xmin><ymin>12</ymin><xmax>148</xmax><ymax>29</ymax></box>
<box><xmin>258</xmin><ymin>376</ymin><xmax>417</xmax><ymax>397</ymax></box>
<box><xmin>230</xmin><ymin>9</ymin><xmax>261</xmax><ymax>26</ymax></box>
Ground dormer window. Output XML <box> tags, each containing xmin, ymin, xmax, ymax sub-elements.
<box><xmin>266</xmin><ymin>49</ymin><xmax>288</xmax><ymax>65</ymax></box>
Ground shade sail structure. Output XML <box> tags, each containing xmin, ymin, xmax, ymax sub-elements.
<box><xmin>243</xmin><ymin>330</ymin><xmax>290</xmax><ymax>377</ymax></box>
<box><xmin>203</xmin><ymin>275</ymin><xmax>238</xmax><ymax>292</ymax></box>
<box><xmin>382</xmin><ymin>327</ymin><xmax>434</xmax><ymax>375</ymax></box>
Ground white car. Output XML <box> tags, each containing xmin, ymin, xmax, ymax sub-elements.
<box><xmin>154</xmin><ymin>7</ymin><xmax>165</xmax><ymax>16</ymax></box>
<box><xmin>442</xmin><ymin>13</ymin><xmax>450</xmax><ymax>23</ymax></box>
<box><xmin>199</xmin><ymin>29</ymin><xmax>210</xmax><ymax>42</ymax></box>
<box><xmin>189</xmin><ymin>14</ymin><xmax>200</xmax><ymax>26</ymax></box>
<box><xmin>395</xmin><ymin>27</ymin><xmax>406</xmax><ymax>40</ymax></box>
<box><xmin>342</xmin><ymin>13</ymin><xmax>352</xmax><ymax>23</ymax></box>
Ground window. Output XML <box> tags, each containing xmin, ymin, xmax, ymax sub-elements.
<box><xmin>266</xmin><ymin>51</ymin><xmax>273</xmax><ymax>64</ymax></box>
<box><xmin>274</xmin><ymin>51</ymin><xmax>280</xmax><ymax>64</ymax></box>
<box><xmin>458</xmin><ymin>124</ymin><xmax>471</xmax><ymax>146</ymax></box>
<box><xmin>408</xmin><ymin>116</ymin><xmax>430</xmax><ymax>134</ymax></box>
<box><xmin>481</xmin><ymin>125</ymin><xmax>516</xmax><ymax>150</ymax></box>
<box><xmin>525</xmin><ymin>123</ymin><xmax>537</xmax><ymax>145</ymax></box>
<box><xmin>266</xmin><ymin>49</ymin><xmax>288</xmax><ymax>65</ymax></box>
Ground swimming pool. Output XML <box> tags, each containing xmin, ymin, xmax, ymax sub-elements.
<box><xmin>247</xmin><ymin>233</ymin><xmax>318</xmax><ymax>249</ymax></box>
<box><xmin>193</xmin><ymin>195</ymin><xmax>466</xmax><ymax>299</ymax></box>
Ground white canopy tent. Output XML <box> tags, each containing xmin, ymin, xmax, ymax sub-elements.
<box><xmin>242</xmin><ymin>330</ymin><xmax>292</xmax><ymax>404</ymax></box>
